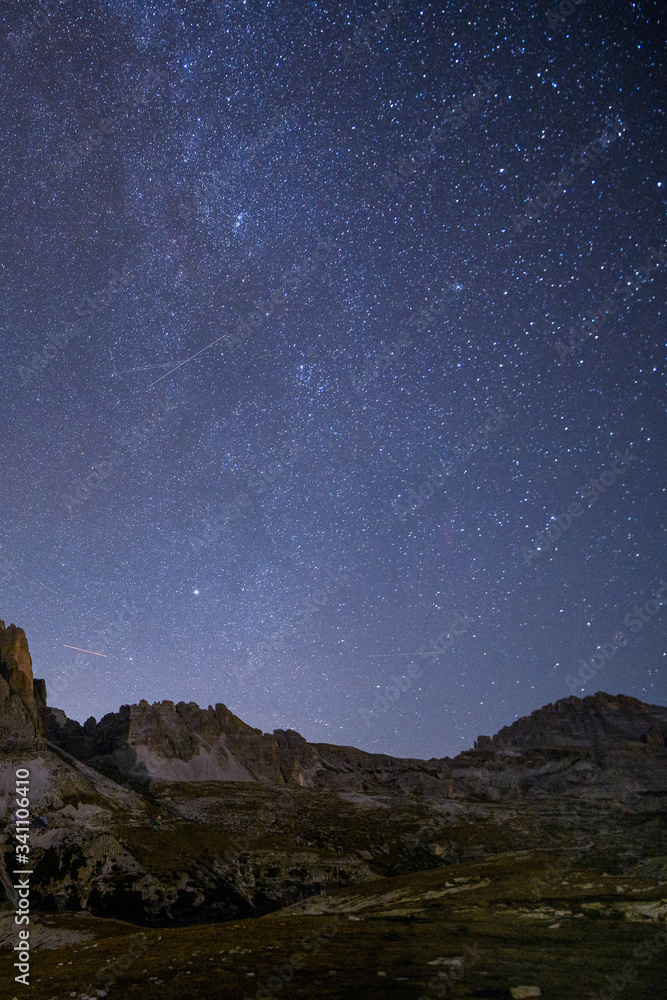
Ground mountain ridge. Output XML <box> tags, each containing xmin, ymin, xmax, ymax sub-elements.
<box><xmin>2</xmin><ymin>617</ymin><xmax>666</xmax><ymax>782</ymax></box>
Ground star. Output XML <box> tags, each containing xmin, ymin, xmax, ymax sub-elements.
<box><xmin>1</xmin><ymin>0</ymin><xmax>662</xmax><ymax>759</ymax></box>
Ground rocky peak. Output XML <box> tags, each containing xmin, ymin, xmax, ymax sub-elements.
<box><xmin>46</xmin><ymin>698</ymin><xmax>282</xmax><ymax>787</ymax></box>
<box><xmin>0</xmin><ymin>621</ymin><xmax>34</xmax><ymax>703</ymax></box>
<box><xmin>474</xmin><ymin>692</ymin><xmax>667</xmax><ymax>751</ymax></box>
<box><xmin>0</xmin><ymin>619</ymin><xmax>48</xmax><ymax>746</ymax></box>
<box><xmin>3</xmin><ymin>617</ymin><xmax>664</xmax><ymax>799</ymax></box>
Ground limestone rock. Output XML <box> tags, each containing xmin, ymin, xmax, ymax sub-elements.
<box><xmin>44</xmin><ymin>688</ymin><xmax>667</xmax><ymax>803</ymax></box>
<box><xmin>0</xmin><ymin>618</ymin><xmax>47</xmax><ymax>747</ymax></box>
<box><xmin>46</xmin><ymin>699</ymin><xmax>457</xmax><ymax>794</ymax></box>
<box><xmin>1</xmin><ymin>618</ymin><xmax>666</xmax><ymax>935</ymax></box>
<box><xmin>478</xmin><ymin>692</ymin><xmax>667</xmax><ymax>751</ymax></box>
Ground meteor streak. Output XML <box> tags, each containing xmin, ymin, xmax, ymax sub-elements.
<box><xmin>149</xmin><ymin>334</ymin><xmax>229</xmax><ymax>387</ymax></box>
<box><xmin>364</xmin><ymin>652</ymin><xmax>434</xmax><ymax>657</ymax></box>
<box><xmin>62</xmin><ymin>644</ymin><xmax>108</xmax><ymax>657</ymax></box>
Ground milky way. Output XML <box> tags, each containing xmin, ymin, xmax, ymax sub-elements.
<box><xmin>1</xmin><ymin>0</ymin><xmax>665</xmax><ymax>758</ymax></box>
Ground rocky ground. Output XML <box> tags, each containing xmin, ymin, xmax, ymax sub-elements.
<box><xmin>2</xmin><ymin>853</ymin><xmax>666</xmax><ymax>999</ymax></box>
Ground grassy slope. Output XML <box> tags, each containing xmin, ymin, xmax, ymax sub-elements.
<box><xmin>3</xmin><ymin>852</ymin><xmax>666</xmax><ymax>1000</ymax></box>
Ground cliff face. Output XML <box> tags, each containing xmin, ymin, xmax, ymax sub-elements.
<box><xmin>46</xmin><ymin>699</ymin><xmax>449</xmax><ymax>793</ymax></box>
<box><xmin>43</xmin><ymin>687</ymin><xmax>667</xmax><ymax>795</ymax></box>
<box><xmin>0</xmin><ymin>619</ymin><xmax>47</xmax><ymax>748</ymax></box>
<box><xmin>48</xmin><ymin>700</ymin><xmax>270</xmax><ymax>785</ymax></box>
<box><xmin>1</xmin><ymin>618</ymin><xmax>666</xmax><ymax>929</ymax></box>
<box><xmin>1</xmin><ymin>613</ymin><xmax>663</xmax><ymax>798</ymax></box>
<box><xmin>43</xmin><ymin>688</ymin><xmax>667</xmax><ymax>809</ymax></box>
<box><xmin>474</xmin><ymin>692</ymin><xmax>667</xmax><ymax>751</ymax></box>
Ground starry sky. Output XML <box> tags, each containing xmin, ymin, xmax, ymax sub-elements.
<box><xmin>1</xmin><ymin>0</ymin><xmax>665</xmax><ymax>760</ymax></box>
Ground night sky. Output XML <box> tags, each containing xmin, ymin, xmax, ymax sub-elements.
<box><xmin>1</xmin><ymin>0</ymin><xmax>665</xmax><ymax>760</ymax></box>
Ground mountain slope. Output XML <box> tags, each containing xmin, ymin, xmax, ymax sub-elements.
<box><xmin>1</xmin><ymin>618</ymin><xmax>665</xmax><ymax>931</ymax></box>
